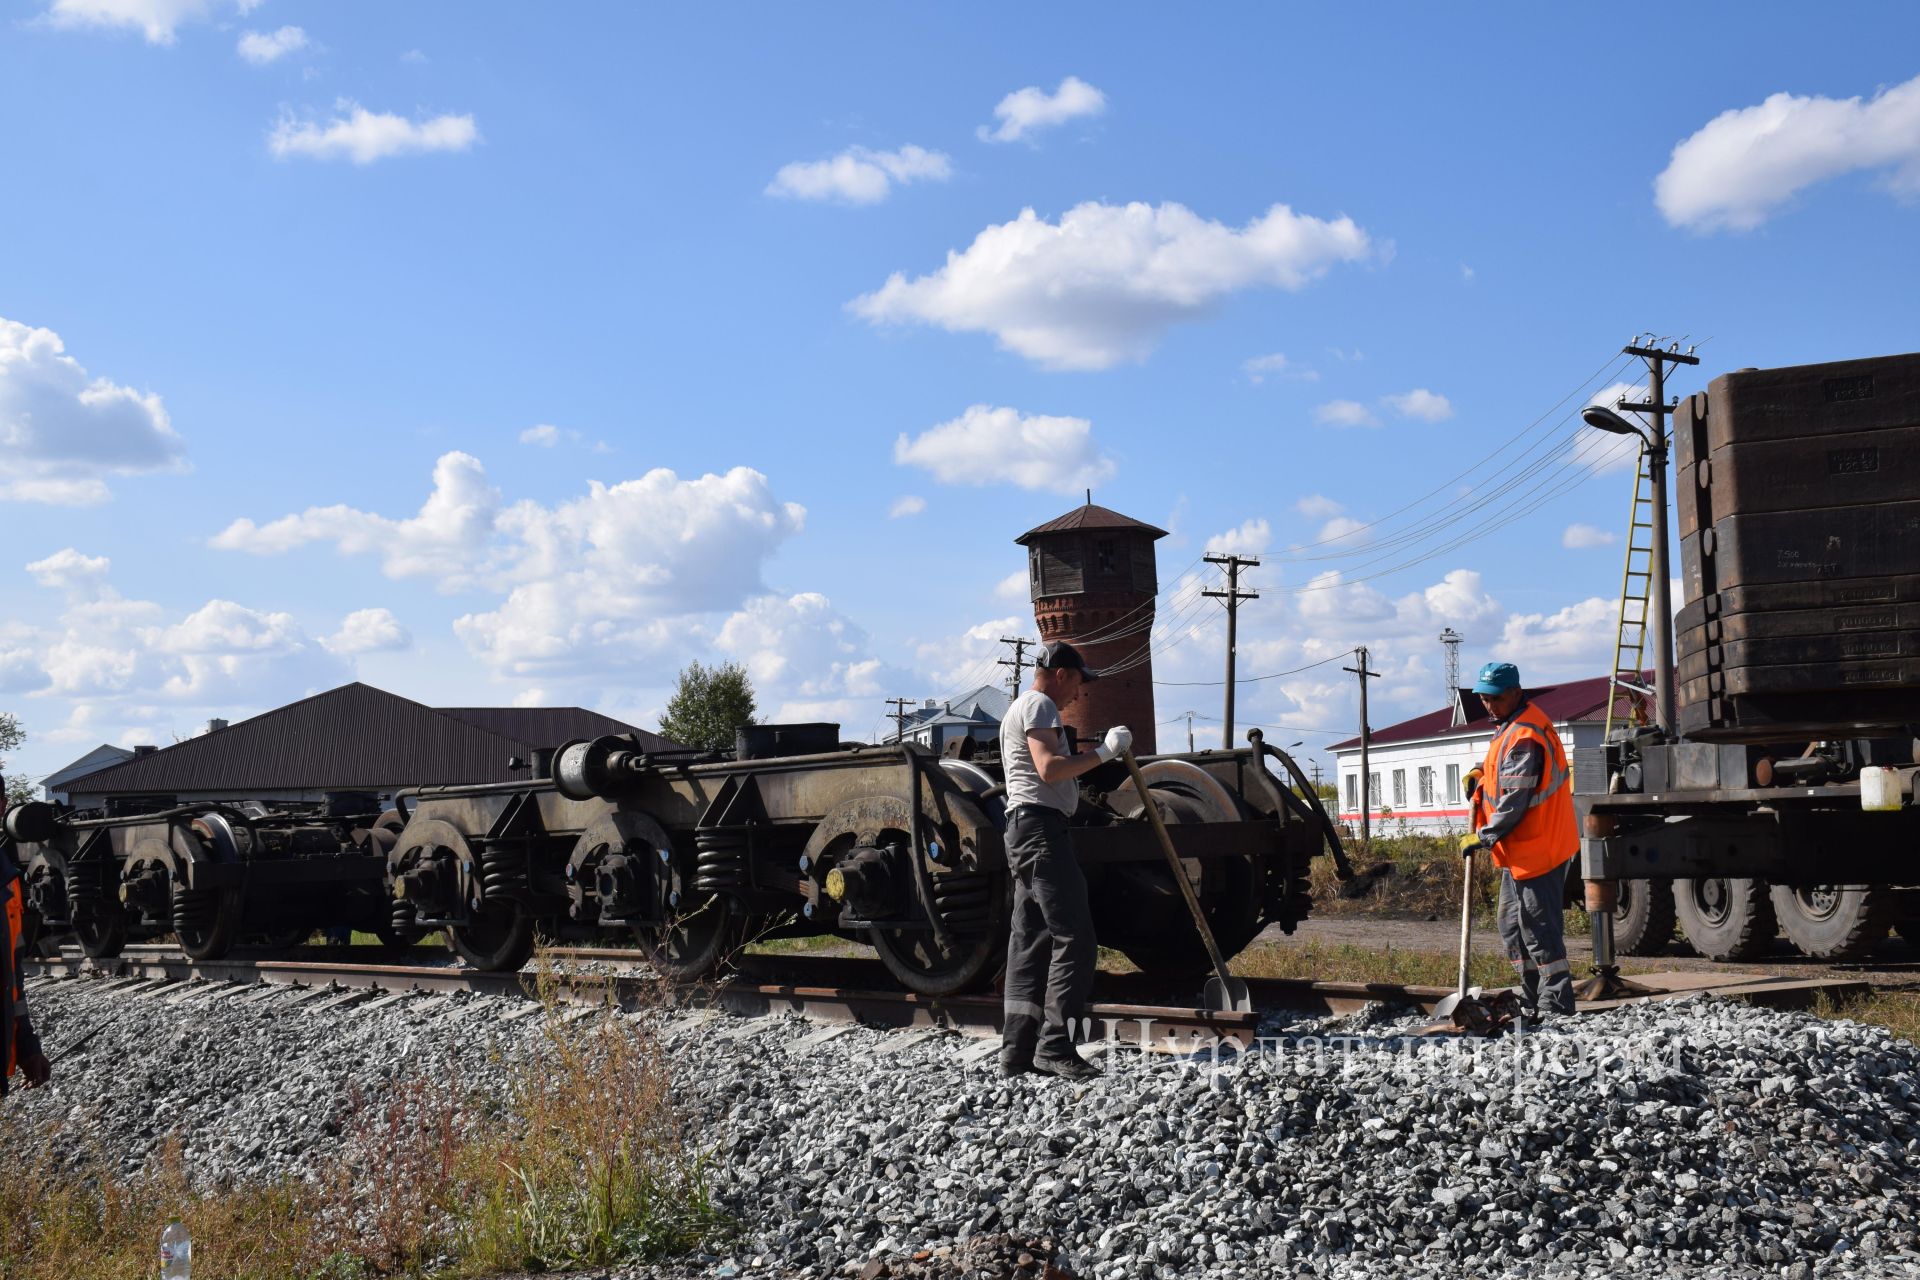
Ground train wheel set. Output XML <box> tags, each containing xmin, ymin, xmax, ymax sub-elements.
<box><xmin>9</xmin><ymin>726</ymin><xmax>1348</xmax><ymax>995</ymax></box>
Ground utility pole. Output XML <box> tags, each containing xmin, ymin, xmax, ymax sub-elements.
<box><xmin>1343</xmin><ymin>646</ymin><xmax>1381</xmax><ymax>847</ymax></box>
<box><xmin>1310</xmin><ymin>759</ymin><xmax>1324</xmax><ymax>793</ymax></box>
<box><xmin>1203</xmin><ymin>553</ymin><xmax>1260</xmax><ymax>749</ymax></box>
<box><xmin>885</xmin><ymin>697</ymin><xmax>914</xmax><ymax>744</ymax></box>
<box><xmin>997</xmin><ymin>636</ymin><xmax>1034</xmax><ymax>694</ymax></box>
<box><xmin>1614</xmin><ymin>336</ymin><xmax>1700</xmax><ymax>737</ymax></box>
<box><xmin>1185</xmin><ymin>711</ymin><xmax>1196</xmax><ymax>752</ymax></box>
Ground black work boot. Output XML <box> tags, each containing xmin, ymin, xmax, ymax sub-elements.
<box><xmin>1032</xmin><ymin>1050</ymin><xmax>1102</xmax><ymax>1081</ymax></box>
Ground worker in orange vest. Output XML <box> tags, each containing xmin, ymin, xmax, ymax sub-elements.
<box><xmin>2</xmin><ymin>786</ymin><xmax>53</xmax><ymax>1097</ymax></box>
<box><xmin>1460</xmin><ymin>662</ymin><xmax>1578</xmax><ymax>1018</ymax></box>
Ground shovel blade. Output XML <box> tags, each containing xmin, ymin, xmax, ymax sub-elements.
<box><xmin>1204</xmin><ymin>976</ymin><xmax>1253</xmax><ymax>1014</ymax></box>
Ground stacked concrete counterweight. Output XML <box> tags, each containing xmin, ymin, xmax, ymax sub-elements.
<box><xmin>1016</xmin><ymin>502</ymin><xmax>1167</xmax><ymax>754</ymax></box>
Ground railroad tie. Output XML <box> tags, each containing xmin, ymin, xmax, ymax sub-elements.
<box><xmin>867</xmin><ymin>1028</ymin><xmax>949</xmax><ymax>1058</ymax></box>
<box><xmin>356</xmin><ymin>990</ymin><xmax>418</xmax><ymax>1015</ymax></box>
<box><xmin>783</xmin><ymin>1024</ymin><xmax>863</xmax><ymax>1057</ymax></box>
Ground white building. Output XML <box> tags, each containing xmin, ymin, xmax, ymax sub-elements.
<box><xmin>884</xmin><ymin>684</ymin><xmax>1011</xmax><ymax>753</ymax></box>
<box><xmin>1330</xmin><ymin>674</ymin><xmax>1626</xmax><ymax>836</ymax></box>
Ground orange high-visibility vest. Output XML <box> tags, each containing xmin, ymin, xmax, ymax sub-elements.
<box><xmin>1476</xmin><ymin>700</ymin><xmax>1576</xmax><ymax>880</ymax></box>
<box><xmin>4</xmin><ymin>878</ymin><xmax>21</xmax><ymax>1081</ymax></box>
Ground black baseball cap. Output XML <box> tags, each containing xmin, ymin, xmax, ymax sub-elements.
<box><xmin>1034</xmin><ymin>640</ymin><xmax>1101</xmax><ymax>681</ymax></box>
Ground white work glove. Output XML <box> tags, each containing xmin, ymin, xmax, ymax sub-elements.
<box><xmin>1095</xmin><ymin>725</ymin><xmax>1133</xmax><ymax>762</ymax></box>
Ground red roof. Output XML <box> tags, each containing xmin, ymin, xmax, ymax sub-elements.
<box><xmin>1015</xmin><ymin>502</ymin><xmax>1169</xmax><ymax>545</ymax></box>
<box><xmin>1329</xmin><ymin>673</ymin><xmax>1646</xmax><ymax>751</ymax></box>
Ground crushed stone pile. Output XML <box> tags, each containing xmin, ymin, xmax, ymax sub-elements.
<box><xmin>15</xmin><ymin>971</ymin><xmax>1920</xmax><ymax>1279</ymax></box>
<box><xmin>672</xmin><ymin>1000</ymin><xmax>1920</xmax><ymax>1279</ymax></box>
<box><xmin>10</xmin><ymin>973</ymin><xmax>542</xmax><ymax>1185</ymax></box>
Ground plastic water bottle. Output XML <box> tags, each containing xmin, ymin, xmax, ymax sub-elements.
<box><xmin>159</xmin><ymin>1218</ymin><xmax>191</xmax><ymax>1279</ymax></box>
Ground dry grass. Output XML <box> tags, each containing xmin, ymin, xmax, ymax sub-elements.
<box><xmin>1227</xmin><ymin>938</ymin><xmax>1519</xmax><ymax>989</ymax></box>
<box><xmin>0</xmin><ymin>959</ymin><xmax>722</xmax><ymax>1280</ymax></box>
<box><xmin>1810</xmin><ymin>989</ymin><xmax>1920</xmax><ymax>1049</ymax></box>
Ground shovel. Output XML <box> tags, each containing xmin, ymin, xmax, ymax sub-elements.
<box><xmin>1121</xmin><ymin>750</ymin><xmax>1252</xmax><ymax>1014</ymax></box>
<box><xmin>1433</xmin><ymin>845</ymin><xmax>1502</xmax><ymax>1030</ymax></box>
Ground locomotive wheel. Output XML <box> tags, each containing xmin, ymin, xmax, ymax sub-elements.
<box><xmin>869</xmin><ymin>852</ymin><xmax>1011</xmax><ymax>997</ymax></box>
<box><xmin>174</xmin><ymin>890</ymin><xmax>241</xmax><ymax>959</ymax></box>
<box><xmin>73</xmin><ymin>912</ymin><xmax>129</xmax><ymax>959</ymax></box>
<box><xmin>174</xmin><ymin>887</ymin><xmax>242</xmax><ymax>963</ymax></box>
<box><xmin>1107</xmin><ymin>761</ymin><xmax>1263</xmax><ymax>978</ymax></box>
<box><xmin>635</xmin><ymin>895</ymin><xmax>742</xmax><ymax>982</ymax></box>
<box><xmin>1673</xmin><ymin>877</ymin><xmax>1776</xmax><ymax>962</ymax></box>
<box><xmin>1769</xmin><ymin>884</ymin><xmax>1895</xmax><ymax>961</ymax></box>
<box><xmin>449</xmin><ymin>904</ymin><xmax>537</xmax><ymax>972</ymax></box>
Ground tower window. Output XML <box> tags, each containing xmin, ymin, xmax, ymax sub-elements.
<box><xmin>1097</xmin><ymin>539</ymin><xmax>1116</xmax><ymax>573</ymax></box>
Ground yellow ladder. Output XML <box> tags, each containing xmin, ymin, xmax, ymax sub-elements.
<box><xmin>1604</xmin><ymin>446</ymin><xmax>1656</xmax><ymax>741</ymax></box>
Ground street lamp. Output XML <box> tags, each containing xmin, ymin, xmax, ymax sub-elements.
<box><xmin>1581</xmin><ymin>405</ymin><xmax>1676</xmax><ymax>737</ymax></box>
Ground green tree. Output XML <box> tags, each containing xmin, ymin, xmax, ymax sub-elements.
<box><xmin>0</xmin><ymin>712</ymin><xmax>33</xmax><ymax>806</ymax></box>
<box><xmin>656</xmin><ymin>661</ymin><xmax>758</xmax><ymax>751</ymax></box>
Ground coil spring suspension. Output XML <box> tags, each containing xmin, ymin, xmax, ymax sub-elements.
<box><xmin>927</xmin><ymin>870</ymin><xmax>993</xmax><ymax>934</ymax></box>
<box><xmin>171</xmin><ymin>882</ymin><xmax>220</xmax><ymax>935</ymax></box>
<box><xmin>66</xmin><ymin>859</ymin><xmax>110</xmax><ymax>920</ymax></box>
<box><xmin>391</xmin><ymin>898</ymin><xmax>420</xmax><ymax>933</ymax></box>
<box><xmin>477</xmin><ymin>843</ymin><xmax>530</xmax><ymax>904</ymax></box>
<box><xmin>693</xmin><ymin>831</ymin><xmax>749</xmax><ymax>893</ymax></box>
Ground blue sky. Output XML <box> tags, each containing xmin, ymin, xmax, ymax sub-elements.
<box><xmin>3</xmin><ymin>2</ymin><xmax>1918</xmax><ymax>786</ymax></box>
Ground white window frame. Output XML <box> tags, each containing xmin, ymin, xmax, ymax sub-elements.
<box><xmin>1418</xmin><ymin>766</ymin><xmax>1434</xmax><ymax>807</ymax></box>
<box><xmin>1344</xmin><ymin>774</ymin><xmax>1358</xmax><ymax>811</ymax></box>
<box><xmin>1368</xmin><ymin>772</ymin><xmax>1381</xmax><ymax>808</ymax></box>
<box><xmin>1391</xmin><ymin>769</ymin><xmax>1406</xmax><ymax>808</ymax></box>
<box><xmin>1446</xmin><ymin>764</ymin><xmax>1462</xmax><ymax>804</ymax></box>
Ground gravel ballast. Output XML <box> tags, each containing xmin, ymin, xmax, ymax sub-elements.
<box><xmin>14</xmin><ymin>971</ymin><xmax>1920</xmax><ymax>1279</ymax></box>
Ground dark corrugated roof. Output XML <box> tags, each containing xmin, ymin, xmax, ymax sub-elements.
<box><xmin>1015</xmin><ymin>502</ymin><xmax>1170</xmax><ymax>545</ymax></box>
<box><xmin>437</xmin><ymin>707</ymin><xmax>679</xmax><ymax>753</ymax></box>
<box><xmin>62</xmin><ymin>683</ymin><xmax>663</xmax><ymax>795</ymax></box>
<box><xmin>1329</xmin><ymin>673</ymin><xmax>1641</xmax><ymax>751</ymax></box>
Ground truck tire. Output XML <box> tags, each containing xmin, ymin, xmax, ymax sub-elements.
<box><xmin>1673</xmin><ymin>878</ymin><xmax>1776</xmax><ymax>962</ymax></box>
<box><xmin>1769</xmin><ymin>885</ymin><xmax>1894</xmax><ymax>961</ymax></box>
<box><xmin>1612</xmin><ymin>878</ymin><xmax>1678</xmax><ymax>956</ymax></box>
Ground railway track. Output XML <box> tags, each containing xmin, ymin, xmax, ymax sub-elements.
<box><xmin>26</xmin><ymin>941</ymin><xmax>1867</xmax><ymax>1051</ymax></box>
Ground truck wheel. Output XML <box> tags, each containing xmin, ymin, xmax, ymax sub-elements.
<box><xmin>1611</xmin><ymin>878</ymin><xmax>1678</xmax><ymax>956</ymax></box>
<box><xmin>1673</xmin><ymin>878</ymin><xmax>1776</xmax><ymax>961</ymax></box>
<box><xmin>1769</xmin><ymin>885</ymin><xmax>1894</xmax><ymax>961</ymax></box>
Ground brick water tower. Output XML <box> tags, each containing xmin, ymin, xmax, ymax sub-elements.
<box><xmin>1016</xmin><ymin>501</ymin><xmax>1167</xmax><ymax>753</ymax></box>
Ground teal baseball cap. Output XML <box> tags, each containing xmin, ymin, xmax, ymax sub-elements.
<box><xmin>1472</xmin><ymin>661</ymin><xmax>1521</xmax><ymax>695</ymax></box>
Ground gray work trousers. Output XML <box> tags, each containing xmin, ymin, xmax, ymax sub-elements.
<box><xmin>1001</xmin><ymin>804</ymin><xmax>1096</xmax><ymax>1065</ymax></box>
<box><xmin>1497</xmin><ymin>860</ymin><xmax>1575</xmax><ymax>1016</ymax></box>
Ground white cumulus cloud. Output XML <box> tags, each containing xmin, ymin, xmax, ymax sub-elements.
<box><xmin>212</xmin><ymin>450</ymin><xmax>500</xmax><ymax>586</ymax></box>
<box><xmin>1562</xmin><ymin>523</ymin><xmax>1617</xmax><ymax>549</ymax></box>
<box><xmin>765</xmin><ymin>145</ymin><xmax>951</xmax><ymax>204</ymax></box>
<box><xmin>1656</xmin><ymin>73</ymin><xmax>1920</xmax><ymax>231</ymax></box>
<box><xmin>1242</xmin><ymin>352</ymin><xmax>1316</xmax><ymax>384</ymax></box>
<box><xmin>1</xmin><ymin>316</ymin><xmax>187</xmax><ymax>505</ymax></box>
<box><xmin>895</xmin><ymin>405</ymin><xmax>1116</xmax><ymax>494</ymax></box>
<box><xmin>269</xmin><ymin>100</ymin><xmax>478</xmax><ymax>164</ymax></box>
<box><xmin>1295</xmin><ymin>494</ymin><xmax>1343</xmax><ymax>520</ymax></box>
<box><xmin>850</xmin><ymin>200</ymin><xmax>1373</xmax><ymax>371</ymax></box>
<box><xmin>238</xmin><ymin>25</ymin><xmax>306</xmax><ymax>64</ymax></box>
<box><xmin>888</xmin><ymin>495</ymin><xmax>926</xmax><ymax>519</ymax></box>
<box><xmin>323</xmin><ymin>607</ymin><xmax>412</xmax><ymax>654</ymax></box>
<box><xmin>978</xmin><ymin>75</ymin><xmax>1107</xmax><ymax>144</ymax></box>
<box><xmin>44</xmin><ymin>0</ymin><xmax>213</xmax><ymax>43</ymax></box>
<box><xmin>1204</xmin><ymin>518</ymin><xmax>1271</xmax><ymax>557</ymax></box>
<box><xmin>1314</xmin><ymin>399</ymin><xmax>1379</xmax><ymax>429</ymax></box>
<box><xmin>1383</xmin><ymin>388</ymin><xmax>1453</xmax><ymax>421</ymax></box>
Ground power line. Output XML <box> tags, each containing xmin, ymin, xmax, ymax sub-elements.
<box><xmin>1152</xmin><ymin>651</ymin><xmax>1349</xmax><ymax>686</ymax></box>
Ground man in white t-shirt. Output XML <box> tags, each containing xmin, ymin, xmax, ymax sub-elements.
<box><xmin>999</xmin><ymin>641</ymin><xmax>1131</xmax><ymax>1080</ymax></box>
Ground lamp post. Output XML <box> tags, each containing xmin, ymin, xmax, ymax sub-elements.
<box><xmin>1582</xmin><ymin>404</ymin><xmax>1676</xmax><ymax>738</ymax></box>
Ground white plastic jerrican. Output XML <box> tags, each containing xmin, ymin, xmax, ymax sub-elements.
<box><xmin>1860</xmin><ymin>767</ymin><xmax>1904</xmax><ymax>812</ymax></box>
